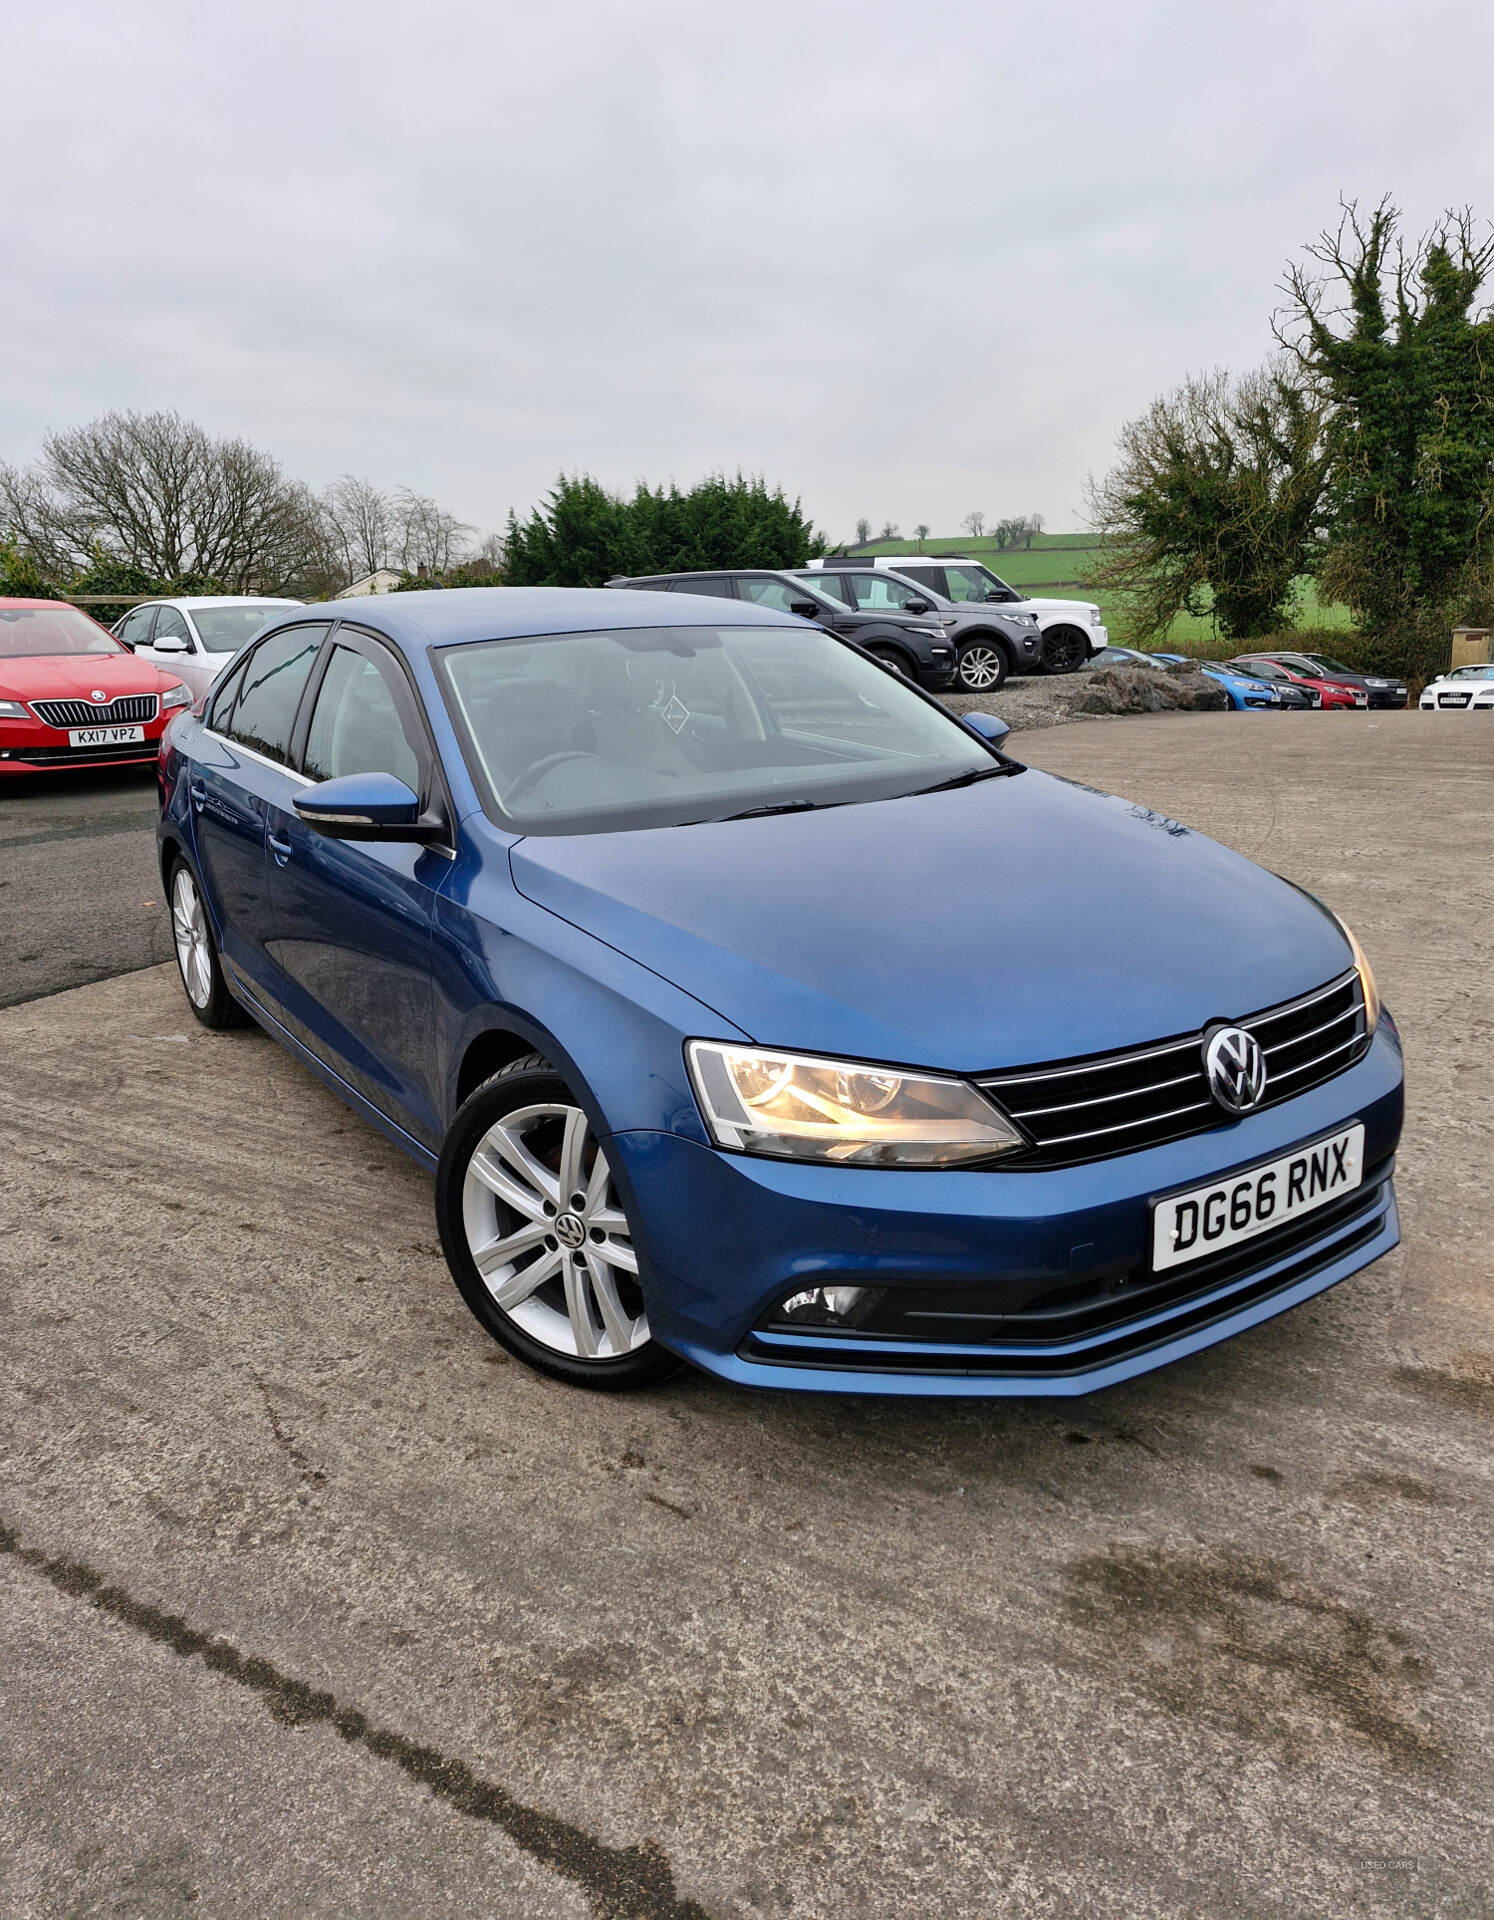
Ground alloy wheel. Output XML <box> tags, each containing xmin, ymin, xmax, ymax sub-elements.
<box><xmin>171</xmin><ymin>866</ymin><xmax>213</xmax><ymax>1009</ymax></box>
<box><xmin>460</xmin><ymin>1102</ymin><xmax>649</xmax><ymax>1360</ymax></box>
<box><xmin>958</xmin><ymin>645</ymin><xmax>1007</xmax><ymax>691</ymax></box>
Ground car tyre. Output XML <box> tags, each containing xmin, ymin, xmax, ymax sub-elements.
<box><xmin>169</xmin><ymin>857</ymin><xmax>247</xmax><ymax>1030</ymax></box>
<box><xmin>436</xmin><ymin>1055</ymin><xmax>682</xmax><ymax>1391</ymax></box>
<box><xmin>955</xmin><ymin>639</ymin><xmax>1010</xmax><ymax>692</ymax></box>
<box><xmin>1040</xmin><ymin>625</ymin><xmax>1090</xmax><ymax>675</ymax></box>
<box><xmin>869</xmin><ymin>647</ymin><xmax>914</xmax><ymax>679</ymax></box>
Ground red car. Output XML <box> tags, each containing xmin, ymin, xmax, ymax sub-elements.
<box><xmin>1226</xmin><ymin>656</ymin><xmax>1361</xmax><ymax>709</ymax></box>
<box><xmin>0</xmin><ymin>597</ymin><xmax>192</xmax><ymax>780</ymax></box>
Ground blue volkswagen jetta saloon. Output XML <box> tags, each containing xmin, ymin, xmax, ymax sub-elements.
<box><xmin>156</xmin><ymin>589</ymin><xmax>1403</xmax><ymax>1396</ymax></box>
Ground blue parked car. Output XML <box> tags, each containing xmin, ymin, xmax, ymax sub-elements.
<box><xmin>158</xmin><ymin>590</ymin><xmax>1402</xmax><ymax>1396</ymax></box>
<box><xmin>1150</xmin><ymin>653</ymin><xmax>1298</xmax><ymax>709</ymax></box>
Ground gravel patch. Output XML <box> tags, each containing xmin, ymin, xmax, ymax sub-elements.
<box><xmin>940</xmin><ymin>663</ymin><xmax>1226</xmax><ymax>732</ymax></box>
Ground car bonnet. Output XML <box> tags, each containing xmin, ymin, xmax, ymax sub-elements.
<box><xmin>508</xmin><ymin>771</ymin><xmax>1351</xmax><ymax>1073</ymax></box>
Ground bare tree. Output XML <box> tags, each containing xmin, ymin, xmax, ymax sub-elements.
<box><xmin>962</xmin><ymin>511</ymin><xmax>986</xmax><ymax>538</ymax></box>
<box><xmin>322</xmin><ymin>474</ymin><xmax>395</xmax><ymax>581</ymax></box>
<box><xmin>854</xmin><ymin>517</ymin><xmax>872</xmax><ymax>546</ymax></box>
<box><xmin>913</xmin><ymin>522</ymin><xmax>931</xmax><ymax>549</ymax></box>
<box><xmin>1023</xmin><ymin>512</ymin><xmax>1045</xmax><ymax>547</ymax></box>
<box><xmin>877</xmin><ymin>520</ymin><xmax>900</xmax><ymax>542</ymax></box>
<box><xmin>9</xmin><ymin>410</ymin><xmax>327</xmax><ymax>592</ymax></box>
<box><xmin>394</xmin><ymin>489</ymin><xmax>472</xmax><ymax>576</ymax></box>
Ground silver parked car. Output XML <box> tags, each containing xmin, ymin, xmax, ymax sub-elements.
<box><xmin>113</xmin><ymin>596</ymin><xmax>301</xmax><ymax>700</ymax></box>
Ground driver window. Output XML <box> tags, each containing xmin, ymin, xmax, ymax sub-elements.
<box><xmin>737</xmin><ymin>577</ymin><xmax>803</xmax><ymax>613</ymax></box>
<box><xmin>154</xmin><ymin>607</ymin><xmax>193</xmax><ymax>648</ymax></box>
<box><xmin>304</xmin><ymin>644</ymin><xmax>422</xmax><ymax>794</ymax></box>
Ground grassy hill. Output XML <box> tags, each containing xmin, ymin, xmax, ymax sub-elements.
<box><xmin>846</xmin><ymin>533</ymin><xmax>1352</xmax><ymax>643</ymax></box>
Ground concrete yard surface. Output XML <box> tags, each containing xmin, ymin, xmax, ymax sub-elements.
<box><xmin>0</xmin><ymin>712</ymin><xmax>1490</xmax><ymax>1917</ymax></box>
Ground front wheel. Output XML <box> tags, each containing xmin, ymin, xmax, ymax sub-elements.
<box><xmin>956</xmin><ymin>640</ymin><xmax>1010</xmax><ymax>692</ymax></box>
<box><xmin>169</xmin><ymin>858</ymin><xmax>247</xmax><ymax>1030</ymax></box>
<box><xmin>869</xmin><ymin>647</ymin><xmax>914</xmax><ymax>679</ymax></box>
<box><xmin>1040</xmin><ymin>625</ymin><xmax>1090</xmax><ymax>675</ymax></box>
<box><xmin>436</xmin><ymin>1056</ymin><xmax>681</xmax><ymax>1391</ymax></box>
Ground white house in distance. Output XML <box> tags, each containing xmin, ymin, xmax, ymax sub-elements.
<box><xmin>336</xmin><ymin>568</ymin><xmax>403</xmax><ymax>598</ymax></box>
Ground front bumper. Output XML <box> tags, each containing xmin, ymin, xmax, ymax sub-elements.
<box><xmin>0</xmin><ymin>733</ymin><xmax>167</xmax><ymax>775</ymax></box>
<box><xmin>610</xmin><ymin>1023</ymin><xmax>1403</xmax><ymax>1396</ymax></box>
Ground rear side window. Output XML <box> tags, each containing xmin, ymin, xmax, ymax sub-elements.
<box><xmin>669</xmin><ymin>577</ymin><xmax>737</xmax><ymax>598</ymax></box>
<box><xmin>897</xmin><ymin>566</ymin><xmax>947</xmax><ymax>597</ymax></box>
<box><xmin>224</xmin><ymin>624</ymin><xmax>328</xmax><ymax>764</ymax></box>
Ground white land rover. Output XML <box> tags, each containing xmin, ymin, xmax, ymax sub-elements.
<box><xmin>808</xmin><ymin>555</ymin><xmax>1106</xmax><ymax>674</ymax></box>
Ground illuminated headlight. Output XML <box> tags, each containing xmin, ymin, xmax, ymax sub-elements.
<box><xmin>686</xmin><ymin>1042</ymin><xmax>1025</xmax><ymax>1167</ymax></box>
<box><xmin>0</xmin><ymin>699</ymin><xmax>28</xmax><ymax>719</ymax></box>
<box><xmin>159</xmin><ymin>684</ymin><xmax>192</xmax><ymax>711</ymax></box>
<box><xmin>1332</xmin><ymin>913</ymin><xmax>1380</xmax><ymax>1034</ymax></box>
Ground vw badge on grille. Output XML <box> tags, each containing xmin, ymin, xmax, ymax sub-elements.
<box><xmin>1204</xmin><ymin>1026</ymin><xmax>1267</xmax><ymax>1114</ymax></box>
<box><xmin>91</xmin><ymin>689</ymin><xmax>107</xmax><ymax>701</ymax></box>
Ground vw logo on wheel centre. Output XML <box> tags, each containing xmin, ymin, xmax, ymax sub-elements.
<box><xmin>1203</xmin><ymin>1025</ymin><xmax>1267</xmax><ymax>1114</ymax></box>
<box><xmin>554</xmin><ymin>1211</ymin><xmax>587</xmax><ymax>1250</ymax></box>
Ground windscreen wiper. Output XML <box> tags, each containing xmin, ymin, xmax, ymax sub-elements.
<box><xmin>907</xmin><ymin>763</ymin><xmax>1017</xmax><ymax>797</ymax></box>
<box><xmin>705</xmin><ymin>798</ymin><xmax>834</xmax><ymax>823</ymax></box>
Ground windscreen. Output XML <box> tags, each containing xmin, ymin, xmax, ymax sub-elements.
<box><xmin>0</xmin><ymin>606</ymin><xmax>123</xmax><ymax>657</ymax></box>
<box><xmin>190</xmin><ymin>605</ymin><xmax>288</xmax><ymax>650</ymax></box>
<box><xmin>438</xmin><ymin>625</ymin><xmax>994</xmax><ymax>834</ymax></box>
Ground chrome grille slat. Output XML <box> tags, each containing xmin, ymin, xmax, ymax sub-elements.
<box><xmin>32</xmin><ymin>694</ymin><xmax>158</xmax><ymax>728</ymax></box>
<box><xmin>978</xmin><ymin>968</ymin><xmax>1367</xmax><ymax>1168</ymax></box>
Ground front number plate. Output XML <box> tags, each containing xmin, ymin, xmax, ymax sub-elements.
<box><xmin>68</xmin><ymin>725</ymin><xmax>145</xmax><ymax>747</ymax></box>
<box><xmin>1151</xmin><ymin>1123</ymin><xmax>1364</xmax><ymax>1272</ymax></box>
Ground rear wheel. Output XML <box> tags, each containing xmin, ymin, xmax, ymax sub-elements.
<box><xmin>436</xmin><ymin>1056</ymin><xmax>681</xmax><ymax>1391</ymax></box>
<box><xmin>956</xmin><ymin>639</ymin><xmax>1010</xmax><ymax>692</ymax></box>
<box><xmin>169</xmin><ymin>859</ymin><xmax>246</xmax><ymax>1030</ymax></box>
<box><xmin>1040</xmin><ymin>625</ymin><xmax>1091</xmax><ymax>674</ymax></box>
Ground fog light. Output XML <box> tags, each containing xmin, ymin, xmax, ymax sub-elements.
<box><xmin>777</xmin><ymin>1285</ymin><xmax>884</xmax><ymax>1328</ymax></box>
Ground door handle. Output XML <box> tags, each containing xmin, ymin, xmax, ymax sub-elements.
<box><xmin>189</xmin><ymin>780</ymin><xmax>206</xmax><ymax>812</ymax></box>
<box><xmin>268</xmin><ymin>830</ymin><xmax>293</xmax><ymax>865</ymax></box>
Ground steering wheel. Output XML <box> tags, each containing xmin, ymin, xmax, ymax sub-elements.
<box><xmin>505</xmin><ymin>750</ymin><xmax>605</xmax><ymax>804</ymax></box>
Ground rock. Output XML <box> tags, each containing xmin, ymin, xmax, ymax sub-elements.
<box><xmin>1073</xmin><ymin>667</ymin><xmax>1229</xmax><ymax>716</ymax></box>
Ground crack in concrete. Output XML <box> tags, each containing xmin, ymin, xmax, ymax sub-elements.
<box><xmin>0</xmin><ymin>1514</ymin><xmax>709</xmax><ymax>1920</ymax></box>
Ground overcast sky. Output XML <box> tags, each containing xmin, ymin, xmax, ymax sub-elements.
<box><xmin>6</xmin><ymin>0</ymin><xmax>1492</xmax><ymax>546</ymax></box>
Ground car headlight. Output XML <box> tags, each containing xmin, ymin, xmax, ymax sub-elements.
<box><xmin>909</xmin><ymin>624</ymin><xmax>943</xmax><ymax>636</ymax></box>
<box><xmin>1090</xmin><ymin>608</ymin><xmax>1104</xmax><ymax>624</ymax></box>
<box><xmin>0</xmin><ymin>699</ymin><xmax>28</xmax><ymax>719</ymax></box>
<box><xmin>686</xmin><ymin>1042</ymin><xmax>1025</xmax><ymax>1167</ymax></box>
<box><xmin>1332</xmin><ymin>913</ymin><xmax>1380</xmax><ymax>1034</ymax></box>
<box><xmin>159</xmin><ymin>684</ymin><xmax>192</xmax><ymax>711</ymax></box>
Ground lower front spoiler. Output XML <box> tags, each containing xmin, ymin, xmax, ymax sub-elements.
<box><xmin>669</xmin><ymin>1179</ymin><xmax>1399</xmax><ymax>1398</ymax></box>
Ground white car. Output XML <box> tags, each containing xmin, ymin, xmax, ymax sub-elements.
<box><xmin>808</xmin><ymin>554</ymin><xmax>1106</xmax><ymax>674</ymax></box>
<box><xmin>1419</xmin><ymin>663</ymin><xmax>1494</xmax><ymax>711</ymax></box>
<box><xmin>113</xmin><ymin>595</ymin><xmax>301</xmax><ymax>700</ymax></box>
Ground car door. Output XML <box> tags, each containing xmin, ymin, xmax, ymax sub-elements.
<box><xmin>263</xmin><ymin>628</ymin><xmax>452</xmax><ymax>1145</ymax></box>
<box><xmin>190</xmin><ymin>623</ymin><xmax>329</xmax><ymax>1006</ymax></box>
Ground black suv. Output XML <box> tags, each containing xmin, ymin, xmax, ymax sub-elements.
<box><xmin>605</xmin><ymin>570</ymin><xmax>958</xmax><ymax>691</ymax></box>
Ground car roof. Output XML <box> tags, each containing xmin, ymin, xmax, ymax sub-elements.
<box><xmin>159</xmin><ymin>595</ymin><xmax>302</xmax><ymax>611</ymax></box>
<box><xmin>271</xmin><ymin>586</ymin><xmax>808</xmax><ymax>650</ymax></box>
<box><xmin>0</xmin><ymin>596</ymin><xmax>82</xmax><ymax>610</ymax></box>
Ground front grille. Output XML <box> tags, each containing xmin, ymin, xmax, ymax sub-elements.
<box><xmin>978</xmin><ymin>969</ymin><xmax>1368</xmax><ymax>1168</ymax></box>
<box><xmin>30</xmin><ymin>694</ymin><xmax>158</xmax><ymax>728</ymax></box>
<box><xmin>742</xmin><ymin>1165</ymin><xmax>1394</xmax><ymax>1378</ymax></box>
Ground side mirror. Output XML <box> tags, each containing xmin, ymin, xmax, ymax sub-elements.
<box><xmin>963</xmin><ymin>711</ymin><xmax>1011</xmax><ymax>748</ymax></box>
<box><xmin>293</xmin><ymin>771</ymin><xmax>445</xmax><ymax>844</ymax></box>
<box><xmin>789</xmin><ymin>599</ymin><xmax>823</xmax><ymax>621</ymax></box>
<box><xmin>905</xmin><ymin>597</ymin><xmax>933</xmax><ymax>615</ymax></box>
<box><xmin>152</xmin><ymin>633</ymin><xmax>189</xmax><ymax>654</ymax></box>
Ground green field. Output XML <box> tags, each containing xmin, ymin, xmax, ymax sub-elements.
<box><xmin>849</xmin><ymin>533</ymin><xmax>1352</xmax><ymax>646</ymax></box>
